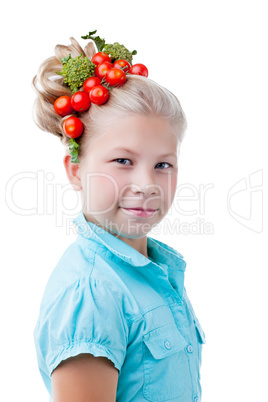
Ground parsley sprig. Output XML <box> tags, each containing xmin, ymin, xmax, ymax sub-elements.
<box><xmin>81</xmin><ymin>30</ymin><xmax>106</xmax><ymax>52</ymax></box>
<box><xmin>81</xmin><ymin>29</ymin><xmax>137</xmax><ymax>64</ymax></box>
<box><xmin>69</xmin><ymin>138</ymin><xmax>80</xmax><ymax>163</ymax></box>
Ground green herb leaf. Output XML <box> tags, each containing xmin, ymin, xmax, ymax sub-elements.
<box><xmin>81</xmin><ymin>29</ymin><xmax>97</xmax><ymax>39</ymax></box>
<box><xmin>94</xmin><ymin>36</ymin><xmax>106</xmax><ymax>52</ymax></box>
<box><xmin>69</xmin><ymin>138</ymin><xmax>80</xmax><ymax>163</ymax></box>
<box><xmin>132</xmin><ymin>50</ymin><xmax>137</xmax><ymax>56</ymax></box>
<box><xmin>81</xmin><ymin>29</ymin><xmax>106</xmax><ymax>51</ymax></box>
<box><xmin>61</xmin><ymin>54</ymin><xmax>71</xmax><ymax>65</ymax></box>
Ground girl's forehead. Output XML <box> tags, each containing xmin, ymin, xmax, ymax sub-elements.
<box><xmin>96</xmin><ymin>134</ymin><xmax>178</xmax><ymax>156</ymax></box>
<box><xmin>93</xmin><ymin>138</ymin><xmax>179</xmax><ymax>161</ymax></box>
<box><xmin>106</xmin><ymin>145</ymin><xmax>178</xmax><ymax>160</ymax></box>
<box><xmin>92</xmin><ymin>114</ymin><xmax>178</xmax><ymax>146</ymax></box>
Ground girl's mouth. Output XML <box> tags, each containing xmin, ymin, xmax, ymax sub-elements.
<box><xmin>120</xmin><ymin>207</ymin><xmax>159</xmax><ymax>217</ymax></box>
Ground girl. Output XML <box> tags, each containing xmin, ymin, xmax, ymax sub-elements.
<box><xmin>33</xmin><ymin>33</ymin><xmax>206</xmax><ymax>402</ymax></box>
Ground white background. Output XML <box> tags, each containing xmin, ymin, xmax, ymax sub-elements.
<box><xmin>1</xmin><ymin>0</ymin><xmax>267</xmax><ymax>400</ymax></box>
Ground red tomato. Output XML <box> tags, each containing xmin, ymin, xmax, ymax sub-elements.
<box><xmin>89</xmin><ymin>85</ymin><xmax>109</xmax><ymax>105</ymax></box>
<box><xmin>63</xmin><ymin>117</ymin><xmax>84</xmax><ymax>138</ymax></box>
<box><xmin>113</xmin><ymin>59</ymin><xmax>131</xmax><ymax>73</ymax></box>
<box><xmin>105</xmin><ymin>68</ymin><xmax>126</xmax><ymax>87</ymax></box>
<box><xmin>83</xmin><ymin>77</ymin><xmax>102</xmax><ymax>94</ymax></box>
<box><xmin>92</xmin><ymin>52</ymin><xmax>111</xmax><ymax>66</ymax></box>
<box><xmin>53</xmin><ymin>96</ymin><xmax>73</xmax><ymax>117</ymax></box>
<box><xmin>95</xmin><ymin>62</ymin><xmax>113</xmax><ymax>80</ymax></box>
<box><xmin>71</xmin><ymin>91</ymin><xmax>91</xmax><ymax>112</ymax></box>
<box><xmin>129</xmin><ymin>63</ymin><xmax>149</xmax><ymax>77</ymax></box>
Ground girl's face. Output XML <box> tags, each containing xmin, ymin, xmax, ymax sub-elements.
<box><xmin>75</xmin><ymin>114</ymin><xmax>179</xmax><ymax>239</ymax></box>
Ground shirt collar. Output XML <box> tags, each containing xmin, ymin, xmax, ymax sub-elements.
<box><xmin>73</xmin><ymin>211</ymin><xmax>186</xmax><ymax>272</ymax></box>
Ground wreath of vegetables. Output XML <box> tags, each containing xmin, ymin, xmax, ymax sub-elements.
<box><xmin>53</xmin><ymin>30</ymin><xmax>149</xmax><ymax>163</ymax></box>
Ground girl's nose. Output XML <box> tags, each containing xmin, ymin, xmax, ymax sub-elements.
<box><xmin>130</xmin><ymin>170</ymin><xmax>160</xmax><ymax>196</ymax></box>
<box><xmin>131</xmin><ymin>183</ymin><xmax>159</xmax><ymax>196</ymax></box>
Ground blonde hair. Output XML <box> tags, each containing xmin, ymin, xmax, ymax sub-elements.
<box><xmin>33</xmin><ymin>37</ymin><xmax>187</xmax><ymax>160</ymax></box>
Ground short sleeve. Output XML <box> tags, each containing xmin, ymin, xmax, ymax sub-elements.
<box><xmin>34</xmin><ymin>275</ymin><xmax>129</xmax><ymax>378</ymax></box>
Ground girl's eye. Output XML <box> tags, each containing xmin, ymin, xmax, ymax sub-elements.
<box><xmin>113</xmin><ymin>159</ymin><xmax>173</xmax><ymax>169</ymax></box>
<box><xmin>156</xmin><ymin>162</ymin><xmax>173</xmax><ymax>169</ymax></box>
<box><xmin>114</xmin><ymin>158</ymin><xmax>132</xmax><ymax>165</ymax></box>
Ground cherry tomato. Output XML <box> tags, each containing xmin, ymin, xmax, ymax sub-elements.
<box><xmin>53</xmin><ymin>96</ymin><xmax>74</xmax><ymax>117</ymax></box>
<box><xmin>89</xmin><ymin>85</ymin><xmax>109</xmax><ymax>105</ymax></box>
<box><xmin>63</xmin><ymin>116</ymin><xmax>84</xmax><ymax>138</ymax></box>
<box><xmin>129</xmin><ymin>63</ymin><xmax>149</xmax><ymax>77</ymax></box>
<box><xmin>113</xmin><ymin>59</ymin><xmax>131</xmax><ymax>73</ymax></box>
<box><xmin>83</xmin><ymin>77</ymin><xmax>102</xmax><ymax>94</ymax></box>
<box><xmin>71</xmin><ymin>91</ymin><xmax>91</xmax><ymax>112</ymax></box>
<box><xmin>105</xmin><ymin>68</ymin><xmax>126</xmax><ymax>87</ymax></box>
<box><xmin>95</xmin><ymin>62</ymin><xmax>113</xmax><ymax>80</ymax></box>
<box><xmin>92</xmin><ymin>52</ymin><xmax>111</xmax><ymax>66</ymax></box>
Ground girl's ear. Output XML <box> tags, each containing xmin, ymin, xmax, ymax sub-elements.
<box><xmin>63</xmin><ymin>152</ymin><xmax>82</xmax><ymax>191</ymax></box>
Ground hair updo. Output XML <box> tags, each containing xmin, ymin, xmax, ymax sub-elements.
<box><xmin>33</xmin><ymin>37</ymin><xmax>187</xmax><ymax>161</ymax></box>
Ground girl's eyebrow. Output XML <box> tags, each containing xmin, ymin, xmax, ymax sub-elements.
<box><xmin>110</xmin><ymin>147</ymin><xmax>177</xmax><ymax>158</ymax></box>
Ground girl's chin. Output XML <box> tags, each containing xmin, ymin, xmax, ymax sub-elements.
<box><xmin>87</xmin><ymin>210</ymin><xmax>162</xmax><ymax>238</ymax></box>
<box><xmin>99</xmin><ymin>219</ymin><xmax>153</xmax><ymax>239</ymax></box>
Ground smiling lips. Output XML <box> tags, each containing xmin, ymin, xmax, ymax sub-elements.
<box><xmin>121</xmin><ymin>207</ymin><xmax>158</xmax><ymax>217</ymax></box>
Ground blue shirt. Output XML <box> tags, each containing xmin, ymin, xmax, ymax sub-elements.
<box><xmin>34</xmin><ymin>211</ymin><xmax>206</xmax><ymax>402</ymax></box>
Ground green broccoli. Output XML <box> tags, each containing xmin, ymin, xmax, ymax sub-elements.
<box><xmin>103</xmin><ymin>42</ymin><xmax>137</xmax><ymax>64</ymax></box>
<box><xmin>81</xmin><ymin>30</ymin><xmax>137</xmax><ymax>65</ymax></box>
<box><xmin>58</xmin><ymin>54</ymin><xmax>96</xmax><ymax>93</ymax></box>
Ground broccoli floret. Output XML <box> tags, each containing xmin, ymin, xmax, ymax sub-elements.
<box><xmin>59</xmin><ymin>54</ymin><xmax>96</xmax><ymax>93</ymax></box>
<box><xmin>103</xmin><ymin>42</ymin><xmax>136</xmax><ymax>64</ymax></box>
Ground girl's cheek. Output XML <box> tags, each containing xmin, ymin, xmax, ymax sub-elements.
<box><xmin>171</xmin><ymin>176</ymin><xmax>178</xmax><ymax>196</ymax></box>
<box><xmin>162</xmin><ymin>172</ymin><xmax>177</xmax><ymax>192</ymax></box>
<box><xmin>170</xmin><ymin>178</ymin><xmax>178</xmax><ymax>203</ymax></box>
<box><xmin>160</xmin><ymin>174</ymin><xmax>178</xmax><ymax>211</ymax></box>
<box><xmin>82</xmin><ymin>174</ymin><xmax>120</xmax><ymax>213</ymax></box>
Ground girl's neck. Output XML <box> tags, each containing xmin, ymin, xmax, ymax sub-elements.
<box><xmin>112</xmin><ymin>234</ymin><xmax>148</xmax><ymax>259</ymax></box>
<box><xmin>83</xmin><ymin>212</ymin><xmax>149</xmax><ymax>259</ymax></box>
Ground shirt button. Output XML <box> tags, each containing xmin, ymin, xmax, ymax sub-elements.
<box><xmin>186</xmin><ymin>344</ymin><xmax>193</xmax><ymax>353</ymax></box>
<box><xmin>164</xmin><ymin>340</ymin><xmax>171</xmax><ymax>350</ymax></box>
